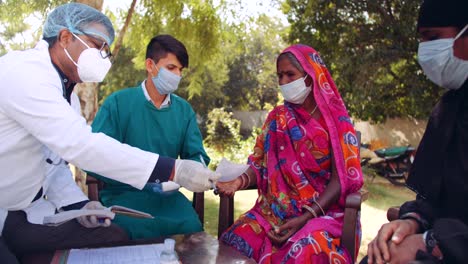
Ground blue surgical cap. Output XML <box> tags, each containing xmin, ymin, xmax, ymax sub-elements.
<box><xmin>43</xmin><ymin>3</ymin><xmax>115</xmax><ymax>45</ymax></box>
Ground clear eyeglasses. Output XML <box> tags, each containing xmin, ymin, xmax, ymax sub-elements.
<box><xmin>97</xmin><ymin>41</ymin><xmax>112</xmax><ymax>59</ymax></box>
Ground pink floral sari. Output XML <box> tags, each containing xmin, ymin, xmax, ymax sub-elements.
<box><xmin>221</xmin><ymin>45</ymin><xmax>363</xmax><ymax>264</ymax></box>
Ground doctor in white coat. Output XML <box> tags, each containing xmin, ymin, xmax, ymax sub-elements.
<box><xmin>0</xmin><ymin>3</ymin><xmax>219</xmax><ymax>263</ymax></box>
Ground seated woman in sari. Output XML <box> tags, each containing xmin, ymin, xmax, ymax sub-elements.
<box><xmin>216</xmin><ymin>44</ymin><xmax>364</xmax><ymax>264</ymax></box>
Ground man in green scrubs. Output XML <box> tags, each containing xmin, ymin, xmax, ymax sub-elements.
<box><xmin>90</xmin><ymin>35</ymin><xmax>209</xmax><ymax>239</ymax></box>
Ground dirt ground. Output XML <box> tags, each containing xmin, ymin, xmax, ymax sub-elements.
<box><xmin>358</xmin><ymin>202</ymin><xmax>390</xmax><ymax>261</ymax></box>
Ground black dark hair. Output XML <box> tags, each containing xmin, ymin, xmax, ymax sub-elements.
<box><xmin>277</xmin><ymin>52</ymin><xmax>304</xmax><ymax>74</ymax></box>
<box><xmin>145</xmin><ymin>34</ymin><xmax>189</xmax><ymax>68</ymax></box>
<box><xmin>43</xmin><ymin>36</ymin><xmax>58</xmax><ymax>47</ymax></box>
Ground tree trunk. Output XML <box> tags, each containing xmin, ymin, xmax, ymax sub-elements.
<box><xmin>71</xmin><ymin>0</ymin><xmax>137</xmax><ymax>192</ymax></box>
<box><xmin>73</xmin><ymin>0</ymin><xmax>104</xmax><ymax>192</ymax></box>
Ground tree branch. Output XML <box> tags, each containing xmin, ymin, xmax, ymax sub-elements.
<box><xmin>111</xmin><ymin>0</ymin><xmax>137</xmax><ymax>61</ymax></box>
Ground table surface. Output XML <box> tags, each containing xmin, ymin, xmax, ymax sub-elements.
<box><xmin>22</xmin><ymin>232</ymin><xmax>256</xmax><ymax>264</ymax></box>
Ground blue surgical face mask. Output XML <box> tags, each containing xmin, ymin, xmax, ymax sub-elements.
<box><xmin>418</xmin><ymin>25</ymin><xmax>468</xmax><ymax>90</ymax></box>
<box><xmin>151</xmin><ymin>63</ymin><xmax>182</xmax><ymax>95</ymax></box>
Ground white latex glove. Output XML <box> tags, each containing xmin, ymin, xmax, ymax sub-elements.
<box><xmin>77</xmin><ymin>201</ymin><xmax>113</xmax><ymax>228</ymax></box>
<box><xmin>173</xmin><ymin>159</ymin><xmax>221</xmax><ymax>192</ymax></box>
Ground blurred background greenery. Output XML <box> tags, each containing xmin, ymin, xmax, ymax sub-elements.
<box><xmin>0</xmin><ymin>0</ymin><xmax>442</xmax><ymax>126</ymax></box>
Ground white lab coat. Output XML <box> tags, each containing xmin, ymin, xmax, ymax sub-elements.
<box><xmin>22</xmin><ymin>144</ymin><xmax>89</xmax><ymax>225</ymax></box>
<box><xmin>0</xmin><ymin>40</ymin><xmax>160</xmax><ymax>235</ymax></box>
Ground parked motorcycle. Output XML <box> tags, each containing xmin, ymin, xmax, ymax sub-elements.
<box><xmin>361</xmin><ymin>145</ymin><xmax>416</xmax><ymax>186</ymax></box>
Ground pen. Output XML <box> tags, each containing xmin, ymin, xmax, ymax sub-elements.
<box><xmin>199</xmin><ymin>154</ymin><xmax>219</xmax><ymax>195</ymax></box>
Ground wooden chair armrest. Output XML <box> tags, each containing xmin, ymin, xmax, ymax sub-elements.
<box><xmin>341</xmin><ymin>191</ymin><xmax>363</xmax><ymax>263</ymax></box>
<box><xmin>192</xmin><ymin>192</ymin><xmax>205</xmax><ymax>226</ymax></box>
<box><xmin>387</xmin><ymin>206</ymin><xmax>400</xmax><ymax>222</ymax></box>
<box><xmin>218</xmin><ymin>194</ymin><xmax>234</xmax><ymax>238</ymax></box>
<box><xmin>85</xmin><ymin>175</ymin><xmax>100</xmax><ymax>201</ymax></box>
<box><xmin>345</xmin><ymin>192</ymin><xmax>363</xmax><ymax>209</ymax></box>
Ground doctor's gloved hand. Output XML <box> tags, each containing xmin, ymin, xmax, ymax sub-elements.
<box><xmin>173</xmin><ymin>159</ymin><xmax>221</xmax><ymax>192</ymax></box>
<box><xmin>77</xmin><ymin>201</ymin><xmax>113</xmax><ymax>228</ymax></box>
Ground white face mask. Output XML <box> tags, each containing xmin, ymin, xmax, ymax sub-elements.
<box><xmin>64</xmin><ymin>33</ymin><xmax>112</xmax><ymax>82</ymax></box>
<box><xmin>280</xmin><ymin>75</ymin><xmax>312</xmax><ymax>104</ymax></box>
<box><xmin>418</xmin><ymin>25</ymin><xmax>468</xmax><ymax>90</ymax></box>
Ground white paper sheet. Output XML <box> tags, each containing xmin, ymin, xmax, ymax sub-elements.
<box><xmin>215</xmin><ymin>158</ymin><xmax>249</xmax><ymax>182</ymax></box>
<box><xmin>66</xmin><ymin>243</ymin><xmax>165</xmax><ymax>264</ymax></box>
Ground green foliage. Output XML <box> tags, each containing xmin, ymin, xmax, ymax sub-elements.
<box><xmin>124</xmin><ymin>0</ymin><xmax>223</xmax><ymax>98</ymax></box>
<box><xmin>176</xmin><ymin>50</ymin><xmax>228</xmax><ymax>116</ymax></box>
<box><xmin>284</xmin><ymin>0</ymin><xmax>443</xmax><ymax>122</ymax></box>
<box><xmin>1</xmin><ymin>1</ymin><xmax>284</xmax><ymax>121</ymax></box>
<box><xmin>204</xmin><ymin>111</ymin><xmax>259</xmax><ymax>170</ymax></box>
<box><xmin>204</xmin><ymin>108</ymin><xmax>241</xmax><ymax>155</ymax></box>
<box><xmin>98</xmin><ymin>46</ymin><xmax>145</xmax><ymax>102</ymax></box>
<box><xmin>205</xmin><ymin>132</ymin><xmax>257</xmax><ymax>170</ymax></box>
<box><xmin>0</xmin><ymin>0</ymin><xmax>67</xmax><ymax>54</ymax></box>
<box><xmin>0</xmin><ymin>0</ymin><xmax>288</xmax><ymax>118</ymax></box>
<box><xmin>204</xmin><ymin>107</ymin><xmax>261</xmax><ymax>169</ymax></box>
<box><xmin>221</xmin><ymin>15</ymin><xmax>286</xmax><ymax>111</ymax></box>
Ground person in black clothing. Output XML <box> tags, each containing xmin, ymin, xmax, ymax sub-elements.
<box><xmin>363</xmin><ymin>0</ymin><xmax>468</xmax><ymax>263</ymax></box>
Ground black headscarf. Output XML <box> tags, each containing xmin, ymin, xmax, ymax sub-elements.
<box><xmin>417</xmin><ymin>0</ymin><xmax>468</xmax><ymax>29</ymax></box>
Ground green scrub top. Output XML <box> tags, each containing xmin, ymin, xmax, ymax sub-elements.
<box><xmin>89</xmin><ymin>84</ymin><xmax>209</xmax><ymax>239</ymax></box>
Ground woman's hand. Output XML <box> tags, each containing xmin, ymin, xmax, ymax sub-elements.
<box><xmin>267</xmin><ymin>213</ymin><xmax>311</xmax><ymax>246</ymax></box>
<box><xmin>367</xmin><ymin>219</ymin><xmax>420</xmax><ymax>264</ymax></box>
<box><xmin>216</xmin><ymin>177</ymin><xmax>242</xmax><ymax>197</ymax></box>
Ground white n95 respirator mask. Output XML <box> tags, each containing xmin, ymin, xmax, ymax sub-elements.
<box><xmin>280</xmin><ymin>75</ymin><xmax>312</xmax><ymax>104</ymax></box>
<box><xmin>418</xmin><ymin>25</ymin><xmax>468</xmax><ymax>90</ymax></box>
<box><xmin>64</xmin><ymin>33</ymin><xmax>112</xmax><ymax>83</ymax></box>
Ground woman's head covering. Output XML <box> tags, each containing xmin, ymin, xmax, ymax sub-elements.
<box><xmin>418</xmin><ymin>0</ymin><xmax>468</xmax><ymax>29</ymax></box>
<box><xmin>279</xmin><ymin>44</ymin><xmax>363</xmax><ymax>205</ymax></box>
<box><xmin>245</xmin><ymin>44</ymin><xmax>362</xmax><ymax>246</ymax></box>
<box><xmin>43</xmin><ymin>3</ymin><xmax>115</xmax><ymax>45</ymax></box>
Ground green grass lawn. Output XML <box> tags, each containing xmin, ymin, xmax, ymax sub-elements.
<box><xmin>362</xmin><ymin>172</ymin><xmax>415</xmax><ymax>210</ymax></box>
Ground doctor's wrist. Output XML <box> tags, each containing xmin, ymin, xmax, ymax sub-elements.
<box><xmin>149</xmin><ymin>156</ymin><xmax>175</xmax><ymax>183</ymax></box>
